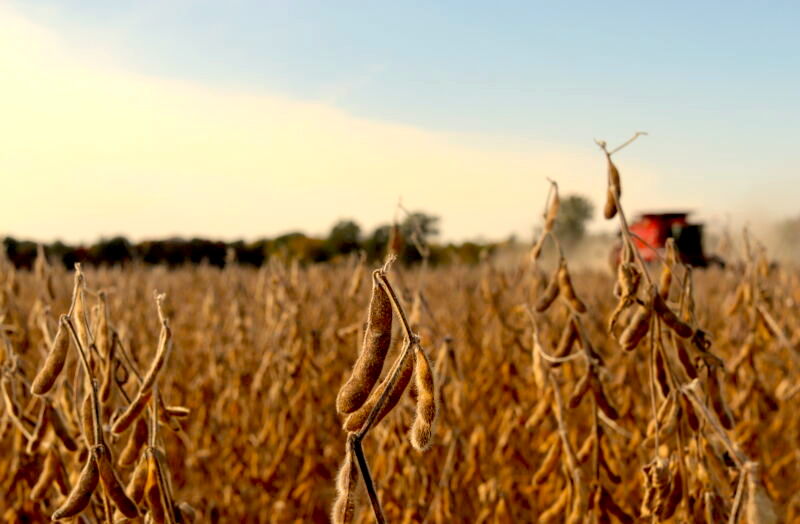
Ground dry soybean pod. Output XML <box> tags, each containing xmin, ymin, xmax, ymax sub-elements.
<box><xmin>653</xmin><ymin>292</ymin><xmax>693</xmax><ymax>338</ymax></box>
<box><xmin>119</xmin><ymin>417</ymin><xmax>149</xmax><ymax>467</ymax></box>
<box><xmin>95</xmin><ymin>292</ymin><xmax>110</xmax><ymax>358</ymax></box>
<box><xmin>145</xmin><ymin>451</ymin><xmax>167</xmax><ymax>524</ymax></box>
<box><xmin>557</xmin><ymin>261</ymin><xmax>586</xmax><ymax>313</ymax></box>
<box><xmin>50</xmin><ymin>404</ymin><xmax>78</xmax><ymax>452</ymax></box>
<box><xmin>30</xmin><ymin>446</ymin><xmax>58</xmax><ymax>501</ymax></box>
<box><xmin>619</xmin><ymin>305</ymin><xmax>652</xmax><ymax>351</ymax></box>
<box><xmin>337</xmin><ymin>270</ymin><xmax>393</xmax><ymax>415</ymax></box>
<box><xmin>410</xmin><ymin>345</ymin><xmax>437</xmax><ymax>451</ymax></box>
<box><xmin>568</xmin><ymin>372</ymin><xmax>592</xmax><ymax>409</ymax></box>
<box><xmin>603</xmin><ymin>152</ymin><xmax>621</xmax><ymax>219</ymax></box>
<box><xmin>534</xmin><ymin>264</ymin><xmax>561</xmax><ymax>312</ymax></box>
<box><xmin>112</xmin><ymin>390</ymin><xmax>153</xmax><ymax>436</ymax></box>
<box><xmin>138</xmin><ymin>321</ymin><xmax>172</xmax><ymax>394</ymax></box>
<box><xmin>51</xmin><ymin>453</ymin><xmax>99</xmax><ymax>520</ymax></box>
<box><xmin>95</xmin><ymin>444</ymin><xmax>139</xmax><ymax>518</ymax></box>
<box><xmin>30</xmin><ymin>316</ymin><xmax>71</xmax><ymax>396</ymax></box>
<box><xmin>533</xmin><ymin>438</ymin><xmax>562</xmax><ymax>484</ymax></box>
<box><xmin>99</xmin><ymin>338</ymin><xmax>116</xmax><ymax>405</ymax></box>
<box><xmin>331</xmin><ymin>436</ymin><xmax>359</xmax><ymax>524</ymax></box>
<box><xmin>551</xmin><ymin>319</ymin><xmax>579</xmax><ymax>365</ymax></box>
<box><xmin>343</xmin><ymin>348</ymin><xmax>414</xmax><ymax>433</ymax></box>
<box><xmin>26</xmin><ymin>400</ymin><xmax>49</xmax><ymax>454</ymax></box>
<box><xmin>126</xmin><ymin>456</ymin><xmax>149</xmax><ymax>505</ymax></box>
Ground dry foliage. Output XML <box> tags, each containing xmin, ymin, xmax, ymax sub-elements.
<box><xmin>0</xmin><ymin>137</ymin><xmax>798</xmax><ymax>522</ymax></box>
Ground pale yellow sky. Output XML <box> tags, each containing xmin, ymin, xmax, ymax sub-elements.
<box><xmin>1</xmin><ymin>6</ymin><xmax>694</xmax><ymax>243</ymax></box>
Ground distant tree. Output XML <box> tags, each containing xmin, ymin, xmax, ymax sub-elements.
<box><xmin>327</xmin><ymin>219</ymin><xmax>362</xmax><ymax>256</ymax></box>
<box><xmin>90</xmin><ymin>236</ymin><xmax>132</xmax><ymax>266</ymax></box>
<box><xmin>401</xmin><ymin>212</ymin><xmax>440</xmax><ymax>242</ymax></box>
<box><xmin>363</xmin><ymin>225</ymin><xmax>391</xmax><ymax>261</ymax></box>
<box><xmin>553</xmin><ymin>195</ymin><xmax>594</xmax><ymax>246</ymax></box>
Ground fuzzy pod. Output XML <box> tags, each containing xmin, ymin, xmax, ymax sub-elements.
<box><xmin>591</xmin><ymin>377</ymin><xmax>619</xmax><ymax>420</ymax></box>
<box><xmin>112</xmin><ymin>390</ymin><xmax>153</xmax><ymax>436</ymax></box>
<box><xmin>576</xmin><ymin>433</ymin><xmax>596</xmax><ymax>464</ymax></box>
<box><xmin>707</xmin><ymin>369</ymin><xmax>734</xmax><ymax>430</ymax></box>
<box><xmin>557</xmin><ymin>262</ymin><xmax>586</xmax><ymax>313</ymax></box>
<box><xmin>534</xmin><ymin>266</ymin><xmax>561</xmax><ymax>312</ymax></box>
<box><xmin>80</xmin><ymin>393</ymin><xmax>97</xmax><ymax>447</ymax></box>
<box><xmin>336</xmin><ymin>273</ymin><xmax>393</xmax><ymax>415</ymax></box>
<box><xmin>410</xmin><ymin>347</ymin><xmax>437</xmax><ymax>451</ymax></box>
<box><xmin>118</xmin><ymin>417</ymin><xmax>148</xmax><ymax>467</ymax></box>
<box><xmin>26</xmin><ymin>401</ymin><xmax>50</xmax><ymax>454</ymax></box>
<box><xmin>524</xmin><ymin>394</ymin><xmax>551</xmax><ymax>429</ymax></box>
<box><xmin>50</xmin><ymin>406</ymin><xmax>78</xmax><ymax>452</ymax></box>
<box><xmin>96</xmin><ymin>445</ymin><xmax>139</xmax><ymax>518</ymax></box>
<box><xmin>51</xmin><ymin>454</ymin><xmax>99</xmax><ymax>520</ymax></box>
<box><xmin>145</xmin><ymin>453</ymin><xmax>167</xmax><ymax>524</ymax></box>
<box><xmin>552</xmin><ymin>319</ymin><xmax>579</xmax><ymax>365</ymax></box>
<box><xmin>139</xmin><ymin>324</ymin><xmax>172</xmax><ymax>394</ymax></box>
<box><xmin>543</xmin><ymin>189</ymin><xmax>560</xmax><ymax>233</ymax></box>
<box><xmin>619</xmin><ymin>305</ymin><xmax>651</xmax><ymax>351</ymax></box>
<box><xmin>331</xmin><ymin>441</ymin><xmax>359</xmax><ymax>524</ymax></box>
<box><xmin>533</xmin><ymin>438</ymin><xmax>562</xmax><ymax>484</ymax></box>
<box><xmin>658</xmin><ymin>264</ymin><xmax>672</xmax><ymax>302</ymax></box>
<box><xmin>119</xmin><ymin>417</ymin><xmax>149</xmax><ymax>468</ymax></box>
<box><xmin>99</xmin><ymin>341</ymin><xmax>116</xmax><ymax>405</ymax></box>
<box><xmin>603</xmin><ymin>154</ymin><xmax>621</xmax><ymax>219</ymax></box>
<box><xmin>30</xmin><ymin>318</ymin><xmax>71</xmax><ymax>396</ymax></box>
<box><xmin>388</xmin><ymin>223</ymin><xmax>404</xmax><ymax>258</ymax></box>
<box><xmin>30</xmin><ymin>447</ymin><xmax>58</xmax><ymax>501</ymax></box>
<box><xmin>653</xmin><ymin>293</ymin><xmax>693</xmax><ymax>338</ymax></box>
<box><xmin>539</xmin><ymin>486</ymin><xmax>570</xmax><ymax>523</ymax></box>
<box><xmin>95</xmin><ymin>295</ymin><xmax>110</xmax><ymax>358</ymax></box>
<box><xmin>343</xmin><ymin>349</ymin><xmax>414</xmax><ymax>433</ymax></box>
<box><xmin>126</xmin><ymin>457</ymin><xmax>149</xmax><ymax>505</ymax></box>
<box><xmin>568</xmin><ymin>372</ymin><xmax>591</xmax><ymax>409</ymax></box>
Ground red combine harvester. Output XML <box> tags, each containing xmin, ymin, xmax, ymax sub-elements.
<box><xmin>611</xmin><ymin>212</ymin><xmax>724</xmax><ymax>268</ymax></box>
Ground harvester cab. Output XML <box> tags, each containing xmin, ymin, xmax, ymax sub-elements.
<box><xmin>612</xmin><ymin>212</ymin><xmax>723</xmax><ymax>268</ymax></box>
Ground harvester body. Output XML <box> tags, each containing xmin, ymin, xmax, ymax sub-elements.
<box><xmin>614</xmin><ymin>212</ymin><xmax>719</xmax><ymax>268</ymax></box>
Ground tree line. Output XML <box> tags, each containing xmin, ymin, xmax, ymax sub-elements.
<box><xmin>1</xmin><ymin>212</ymin><xmax>498</xmax><ymax>269</ymax></box>
<box><xmin>2</xmin><ymin>195</ymin><xmax>597</xmax><ymax>269</ymax></box>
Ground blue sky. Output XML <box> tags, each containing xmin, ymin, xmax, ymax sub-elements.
<box><xmin>3</xmin><ymin>1</ymin><xmax>799</xmax><ymax>242</ymax></box>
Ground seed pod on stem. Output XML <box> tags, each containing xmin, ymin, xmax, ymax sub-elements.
<box><xmin>331</xmin><ymin>437</ymin><xmax>359</xmax><ymax>524</ymax></box>
<box><xmin>603</xmin><ymin>153</ymin><xmax>621</xmax><ymax>219</ymax></box>
<box><xmin>534</xmin><ymin>263</ymin><xmax>561</xmax><ymax>312</ymax></box>
<box><xmin>51</xmin><ymin>453</ymin><xmax>99</xmax><ymax>520</ymax></box>
<box><xmin>557</xmin><ymin>261</ymin><xmax>586</xmax><ymax>313</ymax></box>
<box><xmin>30</xmin><ymin>446</ymin><xmax>58</xmax><ymax>501</ymax></box>
<box><xmin>706</xmin><ymin>368</ymin><xmax>734</xmax><ymax>430</ymax></box>
<box><xmin>343</xmin><ymin>348</ymin><xmax>414</xmax><ymax>433</ymax></box>
<box><xmin>552</xmin><ymin>319</ymin><xmax>579</xmax><ymax>363</ymax></box>
<box><xmin>96</xmin><ymin>444</ymin><xmax>139</xmax><ymax>518</ymax></box>
<box><xmin>410</xmin><ymin>346</ymin><xmax>437</xmax><ymax>451</ymax></box>
<box><xmin>126</xmin><ymin>457</ymin><xmax>149</xmax><ymax>505</ymax></box>
<box><xmin>533</xmin><ymin>438</ymin><xmax>562</xmax><ymax>484</ymax></box>
<box><xmin>119</xmin><ymin>417</ymin><xmax>149</xmax><ymax>467</ymax></box>
<box><xmin>337</xmin><ymin>271</ymin><xmax>393</xmax><ymax>415</ymax></box>
<box><xmin>619</xmin><ymin>305</ymin><xmax>651</xmax><ymax>351</ymax></box>
<box><xmin>653</xmin><ymin>292</ymin><xmax>693</xmax><ymax>338</ymax></box>
<box><xmin>568</xmin><ymin>372</ymin><xmax>591</xmax><ymax>409</ymax></box>
<box><xmin>30</xmin><ymin>317</ymin><xmax>71</xmax><ymax>396</ymax></box>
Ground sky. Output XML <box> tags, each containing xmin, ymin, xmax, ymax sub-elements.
<box><xmin>1</xmin><ymin>1</ymin><xmax>798</xmax><ymax>243</ymax></box>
